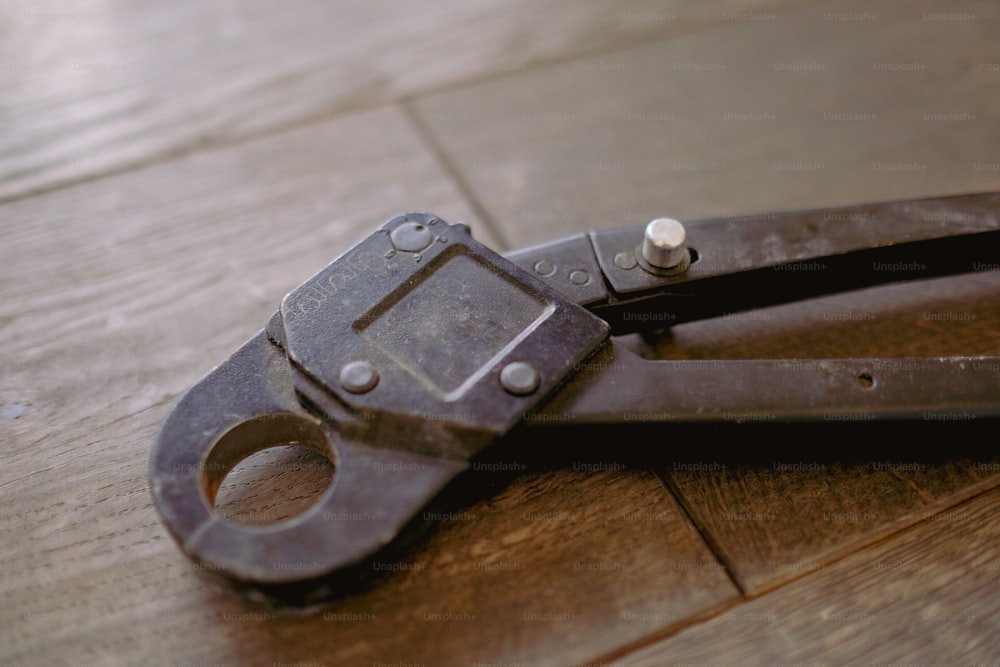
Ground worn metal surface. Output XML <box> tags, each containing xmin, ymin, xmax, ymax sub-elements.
<box><xmin>151</xmin><ymin>212</ymin><xmax>609</xmax><ymax>603</ymax></box>
<box><xmin>150</xmin><ymin>193</ymin><xmax>1000</xmax><ymax>603</ymax></box>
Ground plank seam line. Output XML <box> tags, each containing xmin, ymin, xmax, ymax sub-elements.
<box><xmin>596</xmin><ymin>480</ymin><xmax>1000</xmax><ymax>667</ymax></box>
<box><xmin>652</xmin><ymin>467</ymin><xmax>747</xmax><ymax>596</ymax></box>
<box><xmin>887</xmin><ymin>466</ymin><xmax>935</xmax><ymax>504</ymax></box>
<box><xmin>0</xmin><ymin>2</ymin><xmax>823</xmax><ymax>209</ymax></box>
<box><xmin>0</xmin><ymin>100</ymin><xmax>381</xmax><ymax>208</ymax></box>
<box><xmin>399</xmin><ymin>101</ymin><xmax>511</xmax><ymax>251</ymax></box>
<box><xmin>587</xmin><ymin>594</ymin><xmax>740</xmax><ymax>667</ymax></box>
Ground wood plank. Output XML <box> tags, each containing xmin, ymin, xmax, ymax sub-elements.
<box><xmin>0</xmin><ymin>0</ymin><xmax>811</xmax><ymax>202</ymax></box>
<box><xmin>662</xmin><ymin>438</ymin><xmax>1000</xmax><ymax>596</ymax></box>
<box><xmin>0</xmin><ymin>106</ymin><xmax>737</xmax><ymax>666</ymax></box>
<box><xmin>0</xmin><ymin>105</ymin><xmax>492</xmax><ymax>455</ymax></box>
<box><xmin>616</xmin><ymin>487</ymin><xmax>1000</xmax><ymax>666</ymax></box>
<box><xmin>413</xmin><ymin>0</ymin><xmax>1000</xmax><ymax>250</ymax></box>
<box><xmin>1</xmin><ymin>429</ymin><xmax>739</xmax><ymax>666</ymax></box>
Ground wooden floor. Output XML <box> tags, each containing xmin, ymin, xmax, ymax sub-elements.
<box><xmin>2</xmin><ymin>1</ymin><xmax>999</xmax><ymax>665</ymax></box>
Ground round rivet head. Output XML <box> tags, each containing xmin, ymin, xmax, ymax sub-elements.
<box><xmin>500</xmin><ymin>362</ymin><xmax>540</xmax><ymax>395</ymax></box>
<box><xmin>614</xmin><ymin>252</ymin><xmax>637</xmax><ymax>270</ymax></box>
<box><xmin>569</xmin><ymin>269</ymin><xmax>590</xmax><ymax>285</ymax></box>
<box><xmin>390</xmin><ymin>221</ymin><xmax>434</xmax><ymax>253</ymax></box>
<box><xmin>533</xmin><ymin>260</ymin><xmax>556</xmax><ymax>277</ymax></box>
<box><xmin>340</xmin><ymin>361</ymin><xmax>379</xmax><ymax>393</ymax></box>
<box><xmin>642</xmin><ymin>217</ymin><xmax>687</xmax><ymax>269</ymax></box>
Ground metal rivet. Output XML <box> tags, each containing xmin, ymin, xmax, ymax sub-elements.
<box><xmin>390</xmin><ymin>221</ymin><xmax>434</xmax><ymax>253</ymax></box>
<box><xmin>642</xmin><ymin>218</ymin><xmax>687</xmax><ymax>269</ymax></box>
<box><xmin>500</xmin><ymin>362</ymin><xmax>540</xmax><ymax>395</ymax></box>
<box><xmin>569</xmin><ymin>269</ymin><xmax>590</xmax><ymax>285</ymax></box>
<box><xmin>614</xmin><ymin>252</ymin><xmax>637</xmax><ymax>270</ymax></box>
<box><xmin>340</xmin><ymin>361</ymin><xmax>379</xmax><ymax>393</ymax></box>
<box><xmin>533</xmin><ymin>260</ymin><xmax>556</xmax><ymax>277</ymax></box>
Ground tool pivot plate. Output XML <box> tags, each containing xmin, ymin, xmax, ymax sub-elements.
<box><xmin>278</xmin><ymin>213</ymin><xmax>609</xmax><ymax>456</ymax></box>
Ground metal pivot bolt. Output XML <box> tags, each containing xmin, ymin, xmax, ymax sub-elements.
<box><xmin>390</xmin><ymin>221</ymin><xmax>434</xmax><ymax>253</ymax></box>
<box><xmin>642</xmin><ymin>218</ymin><xmax>688</xmax><ymax>269</ymax></box>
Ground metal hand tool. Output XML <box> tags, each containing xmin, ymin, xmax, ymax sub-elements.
<box><xmin>150</xmin><ymin>192</ymin><xmax>1000</xmax><ymax>604</ymax></box>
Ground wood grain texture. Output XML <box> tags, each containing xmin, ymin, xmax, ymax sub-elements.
<box><xmin>3</xmin><ymin>456</ymin><xmax>739</xmax><ymax>666</ymax></box>
<box><xmin>413</xmin><ymin>0</ymin><xmax>1000</xmax><ymax>250</ymax></box>
<box><xmin>0</xmin><ymin>104</ymin><xmax>738</xmax><ymax>666</ymax></box>
<box><xmin>662</xmin><ymin>443</ymin><xmax>1000</xmax><ymax>596</ymax></box>
<box><xmin>617</xmin><ymin>487</ymin><xmax>1000</xmax><ymax>666</ymax></box>
<box><xmin>0</xmin><ymin>105</ymin><xmax>489</xmax><ymax>458</ymax></box>
<box><xmin>0</xmin><ymin>105</ymin><xmax>476</xmax><ymax>663</ymax></box>
<box><xmin>0</xmin><ymin>0</ymin><xmax>811</xmax><ymax>202</ymax></box>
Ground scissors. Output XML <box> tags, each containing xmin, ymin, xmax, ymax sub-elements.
<box><xmin>150</xmin><ymin>191</ymin><xmax>1000</xmax><ymax>604</ymax></box>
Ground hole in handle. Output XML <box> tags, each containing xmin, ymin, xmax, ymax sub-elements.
<box><xmin>201</xmin><ymin>413</ymin><xmax>336</xmax><ymax>527</ymax></box>
<box><xmin>857</xmin><ymin>372</ymin><xmax>875</xmax><ymax>389</ymax></box>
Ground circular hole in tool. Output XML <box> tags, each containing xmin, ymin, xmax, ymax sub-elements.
<box><xmin>201</xmin><ymin>413</ymin><xmax>335</xmax><ymax>527</ymax></box>
<box><xmin>856</xmin><ymin>373</ymin><xmax>875</xmax><ymax>389</ymax></box>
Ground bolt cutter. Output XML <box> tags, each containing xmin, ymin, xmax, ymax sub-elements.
<box><xmin>150</xmin><ymin>191</ymin><xmax>1000</xmax><ymax>604</ymax></box>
